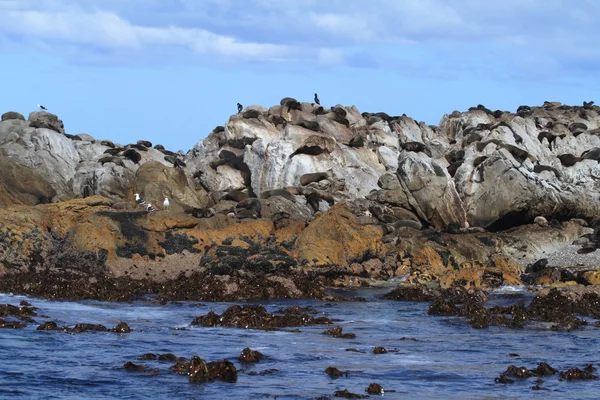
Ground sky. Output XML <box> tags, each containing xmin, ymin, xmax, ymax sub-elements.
<box><xmin>1</xmin><ymin>1</ymin><xmax>599</xmax><ymax>152</ymax></box>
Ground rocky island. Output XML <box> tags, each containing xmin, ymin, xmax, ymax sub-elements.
<box><xmin>1</xmin><ymin>99</ymin><xmax>600</xmax><ymax>326</ymax></box>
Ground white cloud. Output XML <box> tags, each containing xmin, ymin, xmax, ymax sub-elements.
<box><xmin>0</xmin><ymin>0</ymin><xmax>598</xmax><ymax>77</ymax></box>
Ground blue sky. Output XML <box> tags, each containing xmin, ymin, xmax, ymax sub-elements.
<box><xmin>1</xmin><ymin>0</ymin><xmax>599</xmax><ymax>152</ymax></box>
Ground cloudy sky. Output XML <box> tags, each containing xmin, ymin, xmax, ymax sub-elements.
<box><xmin>1</xmin><ymin>0</ymin><xmax>599</xmax><ymax>151</ymax></box>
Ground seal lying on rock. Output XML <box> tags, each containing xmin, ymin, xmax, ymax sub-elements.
<box><xmin>558</xmin><ymin>153</ymin><xmax>580</xmax><ymax>167</ymax></box>
<box><xmin>291</xmin><ymin>120</ymin><xmax>320</xmax><ymax>132</ymax></box>
<box><xmin>242</xmin><ymin>110</ymin><xmax>261</xmax><ymax>119</ymax></box>
<box><xmin>223</xmin><ymin>190</ymin><xmax>248</xmax><ymax>202</ymax></box>
<box><xmin>581</xmin><ymin>148</ymin><xmax>600</xmax><ymax>162</ymax></box>
<box><xmin>235</xmin><ymin>198</ymin><xmax>261</xmax><ymax>218</ymax></box>
<box><xmin>121</xmin><ymin>149</ymin><xmax>141</xmax><ymax>164</ymax></box>
<box><xmin>305</xmin><ymin>191</ymin><xmax>321</xmax><ymax>212</ymax></box>
<box><xmin>260</xmin><ymin>188</ymin><xmax>296</xmax><ymax>202</ymax></box>
<box><xmin>402</xmin><ymin>141</ymin><xmax>432</xmax><ymax>157</ymax></box>
<box><xmin>348</xmin><ymin>134</ymin><xmax>364</xmax><ymax>147</ymax></box>
<box><xmin>300</xmin><ymin>172</ymin><xmax>329</xmax><ymax>186</ymax></box>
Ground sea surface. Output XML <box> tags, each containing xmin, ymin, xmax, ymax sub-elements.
<box><xmin>0</xmin><ymin>285</ymin><xmax>598</xmax><ymax>400</ymax></box>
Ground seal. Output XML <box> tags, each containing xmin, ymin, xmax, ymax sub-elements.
<box><xmin>223</xmin><ymin>190</ymin><xmax>249</xmax><ymax>202</ymax></box>
<box><xmin>557</xmin><ymin>153</ymin><xmax>580</xmax><ymax>167</ymax></box>
<box><xmin>242</xmin><ymin>109</ymin><xmax>261</xmax><ymax>119</ymax></box>
<box><xmin>348</xmin><ymin>134</ymin><xmax>364</xmax><ymax>148</ymax></box>
<box><xmin>292</xmin><ymin>119</ymin><xmax>320</xmax><ymax>132</ymax></box>
<box><xmin>126</xmin><ymin>143</ymin><xmax>149</xmax><ymax>151</ymax></box>
<box><xmin>100</xmin><ymin>140</ymin><xmax>116</xmax><ymax>148</ymax></box>
<box><xmin>569</xmin><ymin>122</ymin><xmax>587</xmax><ymax>133</ymax></box>
<box><xmin>581</xmin><ymin>147</ymin><xmax>600</xmax><ymax>161</ymax></box>
<box><xmin>331</xmin><ymin>106</ymin><xmax>347</xmax><ymax>118</ymax></box>
<box><xmin>235</xmin><ymin>197</ymin><xmax>261</xmax><ymax>217</ymax></box>
<box><xmin>462</xmin><ymin>132</ymin><xmax>482</xmax><ymax>147</ymax></box>
<box><xmin>324</xmin><ymin>112</ymin><xmax>349</xmax><ymax>127</ymax></box>
<box><xmin>103</xmin><ymin>148</ymin><xmax>121</xmax><ymax>156</ymax></box>
<box><xmin>236</xmin><ymin>209</ymin><xmax>258</xmax><ymax>219</ymax></box>
<box><xmin>472</xmin><ymin>156</ymin><xmax>488</xmax><ymax>168</ymax></box>
<box><xmin>445</xmin><ymin>149</ymin><xmax>465</xmax><ymax>164</ymax></box>
<box><xmin>502</xmin><ymin>144</ymin><xmax>529</xmax><ymax>163</ymax></box>
<box><xmin>305</xmin><ymin>191</ymin><xmax>321</xmax><ymax>212</ymax></box>
<box><xmin>164</xmin><ymin>155</ymin><xmax>186</xmax><ymax>168</ymax></box>
<box><xmin>280</xmin><ymin>97</ymin><xmax>302</xmax><ymax>111</ymax></box>
<box><xmin>300</xmin><ymin>172</ymin><xmax>329</xmax><ymax>186</ymax></box>
<box><xmin>121</xmin><ymin>148</ymin><xmax>141</xmax><ymax>164</ymax></box>
<box><xmin>259</xmin><ymin>188</ymin><xmax>296</xmax><ymax>202</ymax></box>
<box><xmin>537</xmin><ymin>131</ymin><xmax>565</xmax><ymax>149</ymax></box>
<box><xmin>447</xmin><ymin>161</ymin><xmax>463</xmax><ymax>177</ymax></box>
<box><xmin>402</xmin><ymin>141</ymin><xmax>432</xmax><ymax>157</ymax></box>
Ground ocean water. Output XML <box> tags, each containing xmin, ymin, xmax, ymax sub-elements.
<box><xmin>0</xmin><ymin>286</ymin><xmax>598</xmax><ymax>400</ymax></box>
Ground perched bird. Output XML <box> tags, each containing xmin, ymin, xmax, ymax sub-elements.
<box><xmin>163</xmin><ymin>197</ymin><xmax>170</xmax><ymax>210</ymax></box>
<box><xmin>134</xmin><ymin>193</ymin><xmax>145</xmax><ymax>205</ymax></box>
<box><xmin>37</xmin><ymin>104</ymin><xmax>47</xmax><ymax>111</ymax></box>
<box><xmin>237</xmin><ymin>103</ymin><xmax>243</xmax><ymax>113</ymax></box>
<box><xmin>146</xmin><ymin>203</ymin><xmax>156</xmax><ymax>212</ymax></box>
<box><xmin>314</xmin><ymin>93</ymin><xmax>320</xmax><ymax>105</ymax></box>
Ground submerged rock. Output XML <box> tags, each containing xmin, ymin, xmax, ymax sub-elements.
<box><xmin>191</xmin><ymin>305</ymin><xmax>332</xmax><ymax>330</ymax></box>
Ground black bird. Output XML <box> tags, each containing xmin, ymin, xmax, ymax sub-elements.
<box><xmin>37</xmin><ymin>104</ymin><xmax>47</xmax><ymax>111</ymax></box>
<box><xmin>314</xmin><ymin>93</ymin><xmax>320</xmax><ymax>105</ymax></box>
<box><xmin>237</xmin><ymin>103</ymin><xmax>243</xmax><ymax>113</ymax></box>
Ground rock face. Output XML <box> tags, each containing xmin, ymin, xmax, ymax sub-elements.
<box><xmin>185</xmin><ymin>101</ymin><xmax>600</xmax><ymax>230</ymax></box>
<box><xmin>0</xmin><ymin>112</ymin><xmax>198</xmax><ymax>207</ymax></box>
<box><xmin>2</xmin><ymin>102</ymin><xmax>600</xmax><ymax>230</ymax></box>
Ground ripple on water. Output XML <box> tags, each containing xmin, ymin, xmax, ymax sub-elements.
<box><xmin>0</xmin><ymin>290</ymin><xmax>599</xmax><ymax>399</ymax></box>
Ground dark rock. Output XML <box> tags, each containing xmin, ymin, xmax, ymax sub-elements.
<box><xmin>238</xmin><ymin>348</ymin><xmax>264</xmax><ymax>363</ymax></box>
<box><xmin>124</xmin><ymin>362</ymin><xmax>146</xmax><ymax>371</ymax></box>
<box><xmin>0</xmin><ymin>319</ymin><xmax>26</xmax><ymax>329</ymax></box>
<box><xmin>137</xmin><ymin>140</ymin><xmax>152</xmax><ymax>148</ymax></box>
<box><xmin>372</xmin><ymin>347</ymin><xmax>388</xmax><ymax>354</ymax></box>
<box><xmin>325</xmin><ymin>367</ymin><xmax>348</xmax><ymax>377</ymax></box>
<box><xmin>37</xmin><ymin>321</ymin><xmax>62</xmax><ymax>331</ymax></box>
<box><xmin>322</xmin><ymin>326</ymin><xmax>356</xmax><ymax>339</ymax></box>
<box><xmin>559</xmin><ymin>368</ymin><xmax>598</xmax><ymax>380</ymax></box>
<box><xmin>171</xmin><ymin>356</ymin><xmax>238</xmax><ymax>383</ymax></box>
<box><xmin>191</xmin><ymin>305</ymin><xmax>332</xmax><ymax>330</ymax></box>
<box><xmin>333</xmin><ymin>389</ymin><xmax>368</xmax><ymax>398</ymax></box>
<box><xmin>366</xmin><ymin>383</ymin><xmax>384</xmax><ymax>395</ymax></box>
<box><xmin>112</xmin><ymin>322</ymin><xmax>131</xmax><ymax>333</ymax></box>
<box><xmin>348</xmin><ymin>134</ymin><xmax>364</xmax><ymax>147</ymax></box>
<box><xmin>1</xmin><ymin>111</ymin><xmax>25</xmax><ymax>121</ymax></box>
<box><xmin>67</xmin><ymin>323</ymin><xmax>108</xmax><ymax>333</ymax></box>
<box><xmin>501</xmin><ymin>365</ymin><xmax>532</xmax><ymax>379</ymax></box>
<box><xmin>158</xmin><ymin>353</ymin><xmax>181</xmax><ymax>362</ymax></box>
<box><xmin>531</xmin><ymin>362</ymin><xmax>557</xmax><ymax>377</ymax></box>
<box><xmin>121</xmin><ymin>148</ymin><xmax>142</xmax><ymax>164</ymax></box>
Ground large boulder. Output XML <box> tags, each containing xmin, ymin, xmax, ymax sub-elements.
<box><xmin>28</xmin><ymin>111</ymin><xmax>65</xmax><ymax>134</ymax></box>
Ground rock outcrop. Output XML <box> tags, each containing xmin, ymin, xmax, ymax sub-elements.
<box><xmin>1</xmin><ymin>101</ymin><xmax>600</xmax><ymax>301</ymax></box>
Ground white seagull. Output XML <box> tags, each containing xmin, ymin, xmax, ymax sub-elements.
<box><xmin>37</xmin><ymin>104</ymin><xmax>47</xmax><ymax>111</ymax></box>
<box><xmin>146</xmin><ymin>203</ymin><xmax>156</xmax><ymax>212</ymax></box>
<box><xmin>134</xmin><ymin>193</ymin><xmax>145</xmax><ymax>205</ymax></box>
<box><xmin>163</xmin><ymin>197</ymin><xmax>170</xmax><ymax>210</ymax></box>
